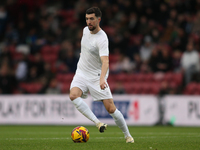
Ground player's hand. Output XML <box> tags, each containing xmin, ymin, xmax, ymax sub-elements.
<box><xmin>100</xmin><ymin>78</ymin><xmax>108</xmax><ymax>90</ymax></box>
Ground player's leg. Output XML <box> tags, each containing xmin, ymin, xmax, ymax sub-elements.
<box><xmin>69</xmin><ymin>75</ymin><xmax>101</xmax><ymax>125</ymax></box>
<box><xmin>103</xmin><ymin>99</ymin><xmax>134</xmax><ymax>143</ymax></box>
<box><xmin>70</xmin><ymin>87</ymin><xmax>100</xmax><ymax>124</ymax></box>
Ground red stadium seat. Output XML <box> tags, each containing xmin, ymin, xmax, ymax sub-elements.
<box><xmin>8</xmin><ymin>45</ymin><xmax>16</xmax><ymax>55</ymax></box>
<box><xmin>136</xmin><ymin>73</ymin><xmax>154</xmax><ymax>82</ymax></box>
<box><xmin>163</xmin><ymin>72</ymin><xmax>183</xmax><ymax>86</ymax></box>
<box><xmin>123</xmin><ymin>82</ymin><xmax>142</xmax><ymax>94</ymax></box>
<box><xmin>42</xmin><ymin>54</ymin><xmax>58</xmax><ymax>64</ymax></box>
<box><xmin>19</xmin><ymin>82</ymin><xmax>43</xmax><ymax>94</ymax></box>
<box><xmin>109</xmin><ymin>54</ymin><xmax>119</xmax><ymax>63</ymax></box>
<box><xmin>123</xmin><ymin>82</ymin><xmax>132</xmax><ymax>94</ymax></box>
<box><xmin>52</xmin><ymin>45</ymin><xmax>61</xmax><ymax>53</ymax></box>
<box><xmin>173</xmin><ymin>73</ymin><xmax>183</xmax><ymax>86</ymax></box>
<box><xmin>41</xmin><ymin>45</ymin><xmax>52</xmax><ymax>55</ymax></box>
<box><xmin>145</xmin><ymin>73</ymin><xmax>154</xmax><ymax>82</ymax></box>
<box><xmin>140</xmin><ymin>83</ymin><xmax>152</xmax><ymax>94</ymax></box>
<box><xmin>107</xmin><ymin>75</ymin><xmax>115</xmax><ymax>84</ymax></box>
<box><xmin>148</xmin><ymin>82</ymin><xmax>161</xmax><ymax>95</ymax></box>
<box><xmin>114</xmin><ymin>73</ymin><xmax>128</xmax><ymax>82</ymax></box>
<box><xmin>41</xmin><ymin>45</ymin><xmax>60</xmax><ymax>63</ymax></box>
<box><xmin>102</xmin><ymin>26</ymin><xmax>115</xmax><ymax>36</ymax></box>
<box><xmin>56</xmin><ymin>73</ymin><xmax>74</xmax><ymax>83</ymax></box>
<box><xmin>183</xmin><ymin>82</ymin><xmax>198</xmax><ymax>95</ymax></box>
<box><xmin>108</xmin><ymin>82</ymin><xmax>116</xmax><ymax>92</ymax></box>
<box><xmin>61</xmin><ymin>84</ymin><xmax>70</xmax><ymax>93</ymax></box>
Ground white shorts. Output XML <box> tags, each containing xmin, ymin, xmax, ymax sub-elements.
<box><xmin>70</xmin><ymin>74</ymin><xmax>113</xmax><ymax>101</ymax></box>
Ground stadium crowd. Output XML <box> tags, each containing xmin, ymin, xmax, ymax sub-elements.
<box><xmin>0</xmin><ymin>0</ymin><xmax>200</xmax><ymax>95</ymax></box>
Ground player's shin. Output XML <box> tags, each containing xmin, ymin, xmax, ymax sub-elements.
<box><xmin>72</xmin><ymin>97</ymin><xmax>100</xmax><ymax>124</ymax></box>
<box><xmin>110</xmin><ymin>109</ymin><xmax>132</xmax><ymax>138</ymax></box>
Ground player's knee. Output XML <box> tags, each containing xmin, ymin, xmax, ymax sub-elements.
<box><xmin>69</xmin><ymin>93</ymin><xmax>79</xmax><ymax>101</ymax></box>
<box><xmin>107</xmin><ymin>107</ymin><xmax>116</xmax><ymax>114</ymax></box>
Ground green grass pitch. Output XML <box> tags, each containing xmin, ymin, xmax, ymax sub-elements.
<box><xmin>0</xmin><ymin>125</ymin><xmax>200</xmax><ymax>150</ymax></box>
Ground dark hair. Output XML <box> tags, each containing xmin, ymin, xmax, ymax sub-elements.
<box><xmin>86</xmin><ymin>7</ymin><xmax>102</xmax><ymax>18</ymax></box>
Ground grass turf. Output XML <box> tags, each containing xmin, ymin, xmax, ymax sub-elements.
<box><xmin>0</xmin><ymin>125</ymin><xmax>200</xmax><ymax>150</ymax></box>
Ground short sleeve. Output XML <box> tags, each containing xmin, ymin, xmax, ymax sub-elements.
<box><xmin>96</xmin><ymin>34</ymin><xmax>109</xmax><ymax>57</ymax></box>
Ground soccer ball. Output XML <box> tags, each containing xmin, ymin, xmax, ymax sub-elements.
<box><xmin>71</xmin><ymin>126</ymin><xmax>90</xmax><ymax>143</ymax></box>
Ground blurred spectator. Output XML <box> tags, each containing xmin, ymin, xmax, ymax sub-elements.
<box><xmin>27</xmin><ymin>66</ymin><xmax>38</xmax><ymax>82</ymax></box>
<box><xmin>0</xmin><ymin>63</ymin><xmax>16</xmax><ymax>94</ymax></box>
<box><xmin>110</xmin><ymin>53</ymin><xmax>134</xmax><ymax>74</ymax></box>
<box><xmin>16</xmin><ymin>44</ymin><xmax>30</xmax><ymax>55</ymax></box>
<box><xmin>149</xmin><ymin>44</ymin><xmax>172</xmax><ymax>73</ymax></box>
<box><xmin>126</xmin><ymin>35</ymin><xmax>141</xmax><ymax>60</ymax></box>
<box><xmin>26</xmin><ymin>28</ymin><xmax>38</xmax><ymax>54</ymax></box>
<box><xmin>132</xmin><ymin>53</ymin><xmax>142</xmax><ymax>73</ymax></box>
<box><xmin>148</xmin><ymin>48</ymin><xmax>160</xmax><ymax>72</ymax></box>
<box><xmin>75</xmin><ymin>0</ymin><xmax>89</xmax><ymax>27</ymax></box>
<box><xmin>74</xmin><ymin>40</ymin><xmax>81</xmax><ymax>58</ymax></box>
<box><xmin>134</xmin><ymin>0</ymin><xmax>145</xmax><ymax>18</ymax></box>
<box><xmin>170</xmin><ymin>27</ymin><xmax>187</xmax><ymax>51</ymax></box>
<box><xmin>109</xmin><ymin>34</ymin><xmax>127</xmax><ymax>53</ymax></box>
<box><xmin>192</xmin><ymin>10</ymin><xmax>200</xmax><ymax>34</ymax></box>
<box><xmin>156</xmin><ymin>47</ymin><xmax>172</xmax><ymax>72</ymax></box>
<box><xmin>156</xmin><ymin>3</ymin><xmax>169</xmax><ymax>26</ymax></box>
<box><xmin>59</xmin><ymin>40</ymin><xmax>73</xmax><ymax>61</ymax></box>
<box><xmin>63</xmin><ymin>23</ymin><xmax>80</xmax><ymax>42</ymax></box>
<box><xmin>64</xmin><ymin>49</ymin><xmax>78</xmax><ymax>73</ymax></box>
<box><xmin>0</xmin><ymin>44</ymin><xmax>12</xmax><ymax>67</ymax></box>
<box><xmin>38</xmin><ymin>18</ymin><xmax>55</xmax><ymax>45</ymax></box>
<box><xmin>4</xmin><ymin>23</ymin><xmax>18</xmax><ymax>44</ymax></box>
<box><xmin>139</xmin><ymin>35</ymin><xmax>155</xmax><ymax>62</ymax></box>
<box><xmin>181</xmin><ymin>42</ymin><xmax>200</xmax><ymax>85</ymax></box>
<box><xmin>160</xmin><ymin>19</ymin><xmax>175</xmax><ymax>43</ymax></box>
<box><xmin>150</xmin><ymin>28</ymin><xmax>160</xmax><ymax>43</ymax></box>
<box><xmin>128</xmin><ymin>12</ymin><xmax>138</xmax><ymax>34</ymax></box>
<box><xmin>56</xmin><ymin>63</ymin><xmax>69</xmax><ymax>73</ymax></box>
<box><xmin>140</xmin><ymin>62</ymin><xmax>150</xmax><ymax>73</ymax></box>
<box><xmin>169</xmin><ymin>9</ymin><xmax>177</xmax><ymax>22</ymax></box>
<box><xmin>17</xmin><ymin>20</ymin><xmax>27</xmax><ymax>44</ymax></box>
<box><xmin>25</xmin><ymin>12</ymin><xmax>39</xmax><ymax>32</ymax></box>
<box><xmin>42</xmin><ymin>62</ymin><xmax>54</xmax><ymax>82</ymax></box>
<box><xmin>0</xmin><ymin>0</ymin><xmax>200</xmax><ymax>94</ymax></box>
<box><xmin>137</xmin><ymin>16</ymin><xmax>148</xmax><ymax>35</ymax></box>
<box><xmin>46</xmin><ymin>78</ymin><xmax>61</xmax><ymax>94</ymax></box>
<box><xmin>185</xmin><ymin>13</ymin><xmax>194</xmax><ymax>34</ymax></box>
<box><xmin>157</xmin><ymin>80</ymin><xmax>170</xmax><ymax>125</ymax></box>
<box><xmin>0</xmin><ymin>6</ymin><xmax>7</xmax><ymax>38</ymax></box>
<box><xmin>37</xmin><ymin>76</ymin><xmax>50</xmax><ymax>94</ymax></box>
<box><xmin>59</xmin><ymin>40</ymin><xmax>78</xmax><ymax>73</ymax></box>
<box><xmin>172</xmin><ymin>50</ymin><xmax>182</xmax><ymax>72</ymax></box>
<box><xmin>113</xmin><ymin>81</ymin><xmax>126</xmax><ymax>94</ymax></box>
<box><xmin>158</xmin><ymin>81</ymin><xmax>171</xmax><ymax>97</ymax></box>
<box><xmin>27</xmin><ymin>53</ymin><xmax>45</xmax><ymax>81</ymax></box>
<box><xmin>146</xmin><ymin>20</ymin><xmax>157</xmax><ymax>35</ymax></box>
<box><xmin>176</xmin><ymin>14</ymin><xmax>186</xmax><ymax>30</ymax></box>
<box><xmin>15</xmin><ymin>54</ymin><xmax>28</xmax><ymax>81</ymax></box>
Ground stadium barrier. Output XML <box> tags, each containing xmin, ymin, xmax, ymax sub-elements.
<box><xmin>0</xmin><ymin>95</ymin><xmax>159</xmax><ymax>125</ymax></box>
<box><xmin>0</xmin><ymin>95</ymin><xmax>200</xmax><ymax>126</ymax></box>
<box><xmin>163</xmin><ymin>96</ymin><xmax>200</xmax><ymax>126</ymax></box>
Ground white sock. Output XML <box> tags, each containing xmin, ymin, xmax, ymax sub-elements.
<box><xmin>110</xmin><ymin>109</ymin><xmax>132</xmax><ymax>138</ymax></box>
<box><xmin>72</xmin><ymin>97</ymin><xmax>100</xmax><ymax>125</ymax></box>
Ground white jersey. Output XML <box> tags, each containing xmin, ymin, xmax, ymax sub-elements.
<box><xmin>75</xmin><ymin>27</ymin><xmax>109</xmax><ymax>81</ymax></box>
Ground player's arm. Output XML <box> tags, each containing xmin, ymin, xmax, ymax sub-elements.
<box><xmin>100</xmin><ymin>56</ymin><xmax>109</xmax><ymax>90</ymax></box>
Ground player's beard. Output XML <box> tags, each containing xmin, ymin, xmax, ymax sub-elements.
<box><xmin>88</xmin><ymin>25</ymin><xmax>96</xmax><ymax>31</ymax></box>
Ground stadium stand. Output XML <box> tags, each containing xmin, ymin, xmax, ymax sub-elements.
<box><xmin>0</xmin><ymin>0</ymin><xmax>200</xmax><ymax>95</ymax></box>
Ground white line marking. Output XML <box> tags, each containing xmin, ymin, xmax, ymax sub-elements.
<box><xmin>1</xmin><ymin>132</ymin><xmax>199</xmax><ymax>135</ymax></box>
<box><xmin>1</xmin><ymin>135</ymin><xmax>200</xmax><ymax>141</ymax></box>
